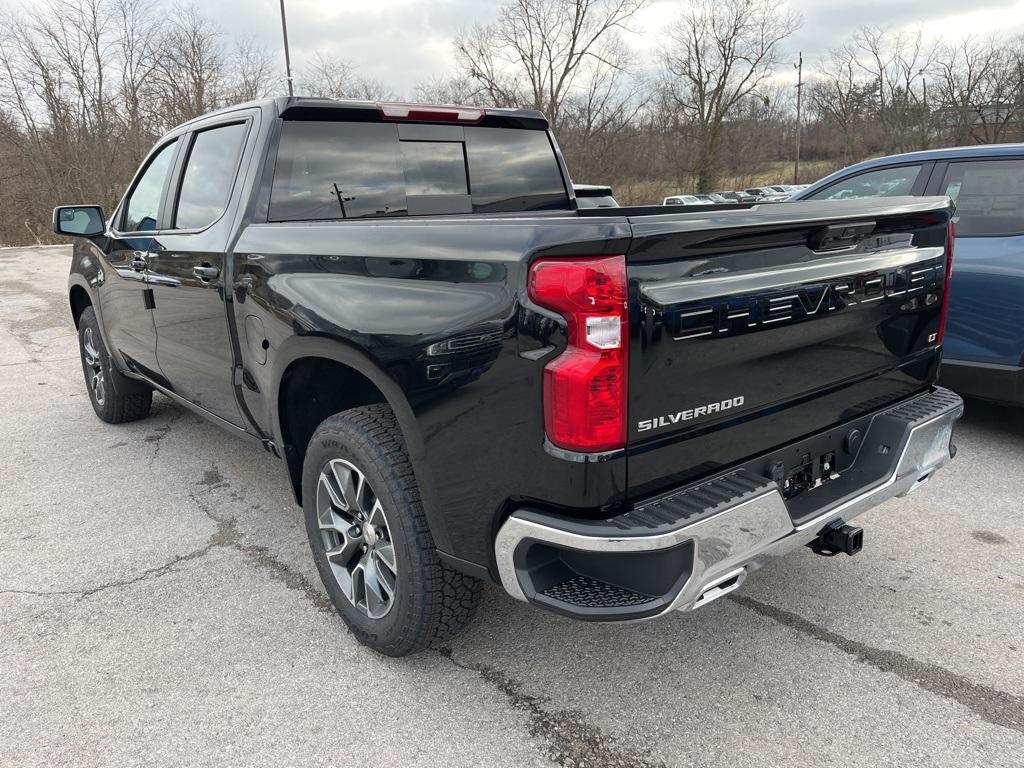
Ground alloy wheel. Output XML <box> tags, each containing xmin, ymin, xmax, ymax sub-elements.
<box><xmin>82</xmin><ymin>327</ymin><xmax>106</xmax><ymax>406</ymax></box>
<box><xmin>315</xmin><ymin>458</ymin><xmax>398</xmax><ymax>619</ymax></box>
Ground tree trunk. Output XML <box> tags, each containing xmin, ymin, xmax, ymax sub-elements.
<box><xmin>697</xmin><ymin>128</ymin><xmax>723</xmax><ymax>193</ymax></box>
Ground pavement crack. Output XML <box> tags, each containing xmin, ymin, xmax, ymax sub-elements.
<box><xmin>189</xmin><ymin>484</ymin><xmax>333</xmax><ymax>613</ymax></box>
<box><xmin>0</xmin><ymin>524</ymin><xmax>233</xmax><ymax>601</ymax></box>
<box><xmin>436</xmin><ymin>647</ymin><xmax>667</xmax><ymax>768</ymax></box>
<box><xmin>145</xmin><ymin>412</ymin><xmax>184</xmax><ymax>467</ymax></box>
<box><xmin>2</xmin><ymin>489</ymin><xmax>240</xmax><ymax>602</ymax></box>
<box><xmin>731</xmin><ymin>595</ymin><xmax>1024</xmax><ymax>734</ymax></box>
<box><xmin>233</xmin><ymin>540</ymin><xmax>334</xmax><ymax>612</ymax></box>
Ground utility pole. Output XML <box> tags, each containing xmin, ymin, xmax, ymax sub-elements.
<box><xmin>919</xmin><ymin>69</ymin><xmax>929</xmax><ymax>149</ymax></box>
<box><xmin>793</xmin><ymin>51</ymin><xmax>803</xmax><ymax>185</ymax></box>
<box><xmin>279</xmin><ymin>0</ymin><xmax>294</xmax><ymax>96</ymax></box>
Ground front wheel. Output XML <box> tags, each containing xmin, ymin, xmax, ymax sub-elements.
<box><xmin>302</xmin><ymin>404</ymin><xmax>481</xmax><ymax>656</ymax></box>
<box><xmin>78</xmin><ymin>306</ymin><xmax>152</xmax><ymax>423</ymax></box>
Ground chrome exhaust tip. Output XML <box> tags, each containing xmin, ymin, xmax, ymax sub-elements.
<box><xmin>689</xmin><ymin>567</ymin><xmax>747</xmax><ymax>610</ymax></box>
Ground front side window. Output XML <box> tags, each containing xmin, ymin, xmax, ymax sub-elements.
<box><xmin>940</xmin><ymin>159</ymin><xmax>1024</xmax><ymax>236</ymax></box>
<box><xmin>809</xmin><ymin>165</ymin><xmax>922</xmax><ymax>201</ymax></box>
<box><xmin>174</xmin><ymin>123</ymin><xmax>248</xmax><ymax>230</ymax></box>
<box><xmin>123</xmin><ymin>140</ymin><xmax>177</xmax><ymax>232</ymax></box>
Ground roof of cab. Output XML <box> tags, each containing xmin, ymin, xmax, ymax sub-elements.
<box><xmin>166</xmin><ymin>96</ymin><xmax>550</xmax><ymax>135</ymax></box>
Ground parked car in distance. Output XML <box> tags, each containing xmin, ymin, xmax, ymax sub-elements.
<box><xmin>768</xmin><ymin>184</ymin><xmax>813</xmax><ymax>199</ymax></box>
<box><xmin>52</xmin><ymin>96</ymin><xmax>962</xmax><ymax>657</ymax></box>
<box><xmin>663</xmin><ymin>194</ymin><xmax>706</xmax><ymax>205</ymax></box>
<box><xmin>573</xmin><ymin>183</ymin><xmax>618</xmax><ymax>208</ymax></box>
<box><xmin>717</xmin><ymin>190</ymin><xmax>758</xmax><ymax>203</ymax></box>
<box><xmin>791</xmin><ymin>143</ymin><xmax>1024</xmax><ymax>406</ymax></box>
<box><xmin>694</xmin><ymin>193</ymin><xmax>735</xmax><ymax>204</ymax></box>
<box><xmin>745</xmin><ymin>186</ymin><xmax>789</xmax><ymax>201</ymax></box>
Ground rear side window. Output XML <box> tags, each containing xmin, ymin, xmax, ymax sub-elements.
<box><xmin>940</xmin><ymin>159</ymin><xmax>1024</xmax><ymax>236</ymax></box>
<box><xmin>269</xmin><ymin>121</ymin><xmax>568</xmax><ymax>221</ymax></box>
<box><xmin>808</xmin><ymin>165</ymin><xmax>922</xmax><ymax>201</ymax></box>
<box><xmin>175</xmin><ymin>123</ymin><xmax>248</xmax><ymax>230</ymax></box>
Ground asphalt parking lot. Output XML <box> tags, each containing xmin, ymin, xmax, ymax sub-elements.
<box><xmin>2</xmin><ymin>244</ymin><xmax>1023</xmax><ymax>767</ymax></box>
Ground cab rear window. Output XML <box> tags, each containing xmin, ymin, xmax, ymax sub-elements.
<box><xmin>269</xmin><ymin>121</ymin><xmax>568</xmax><ymax>221</ymax></box>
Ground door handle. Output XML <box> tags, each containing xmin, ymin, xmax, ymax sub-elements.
<box><xmin>193</xmin><ymin>264</ymin><xmax>220</xmax><ymax>280</ymax></box>
<box><xmin>131</xmin><ymin>253</ymin><xmax>147</xmax><ymax>272</ymax></box>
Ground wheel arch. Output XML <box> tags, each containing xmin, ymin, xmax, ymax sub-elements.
<box><xmin>68</xmin><ymin>281</ymin><xmax>93</xmax><ymax>329</ymax></box>
<box><xmin>270</xmin><ymin>336</ymin><xmax>449</xmax><ymax>552</ymax></box>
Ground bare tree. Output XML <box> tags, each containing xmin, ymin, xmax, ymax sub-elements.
<box><xmin>660</xmin><ymin>0</ymin><xmax>801</xmax><ymax>191</ymax></box>
<box><xmin>808</xmin><ymin>46</ymin><xmax>876</xmax><ymax>163</ymax></box>
<box><xmin>228</xmin><ymin>35</ymin><xmax>280</xmax><ymax>103</ymax></box>
<box><xmin>413</xmin><ymin>75</ymin><xmax>487</xmax><ymax>106</ymax></box>
<box><xmin>152</xmin><ymin>4</ymin><xmax>226</xmax><ymax>127</ymax></box>
<box><xmin>0</xmin><ymin>0</ymin><xmax>235</xmax><ymax>244</ymax></box>
<box><xmin>113</xmin><ymin>0</ymin><xmax>164</xmax><ymax>161</ymax></box>
<box><xmin>454</xmin><ymin>0</ymin><xmax>648</xmax><ymax>130</ymax></box>
<box><xmin>299</xmin><ymin>52</ymin><xmax>394</xmax><ymax>100</ymax></box>
<box><xmin>0</xmin><ymin>0</ymin><xmax>130</xmax><ymax>209</ymax></box>
<box><xmin>987</xmin><ymin>36</ymin><xmax>1024</xmax><ymax>143</ymax></box>
<box><xmin>558</xmin><ymin>36</ymin><xmax>648</xmax><ymax>182</ymax></box>
<box><xmin>934</xmin><ymin>35</ymin><xmax>1024</xmax><ymax>144</ymax></box>
<box><xmin>852</xmin><ymin>25</ymin><xmax>932</xmax><ymax>152</ymax></box>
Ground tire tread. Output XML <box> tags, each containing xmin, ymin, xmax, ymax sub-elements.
<box><xmin>306</xmin><ymin>404</ymin><xmax>481</xmax><ymax>655</ymax></box>
<box><xmin>79</xmin><ymin>307</ymin><xmax>152</xmax><ymax>424</ymax></box>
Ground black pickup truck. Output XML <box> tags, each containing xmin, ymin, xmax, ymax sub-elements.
<box><xmin>54</xmin><ymin>97</ymin><xmax>962</xmax><ymax>656</ymax></box>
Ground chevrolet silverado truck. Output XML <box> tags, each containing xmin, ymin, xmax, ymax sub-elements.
<box><xmin>54</xmin><ymin>97</ymin><xmax>962</xmax><ymax>656</ymax></box>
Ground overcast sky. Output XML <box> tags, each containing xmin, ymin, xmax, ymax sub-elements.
<box><xmin>11</xmin><ymin>0</ymin><xmax>1024</xmax><ymax>94</ymax></box>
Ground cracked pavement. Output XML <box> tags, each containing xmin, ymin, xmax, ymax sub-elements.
<box><xmin>2</xmin><ymin>245</ymin><xmax>1023</xmax><ymax>767</ymax></box>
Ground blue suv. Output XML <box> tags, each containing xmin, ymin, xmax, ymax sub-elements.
<box><xmin>792</xmin><ymin>145</ymin><xmax>1024</xmax><ymax>406</ymax></box>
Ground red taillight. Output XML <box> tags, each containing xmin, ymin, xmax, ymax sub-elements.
<box><xmin>528</xmin><ymin>256</ymin><xmax>628</xmax><ymax>452</ymax></box>
<box><xmin>937</xmin><ymin>218</ymin><xmax>955</xmax><ymax>343</ymax></box>
<box><xmin>377</xmin><ymin>102</ymin><xmax>485</xmax><ymax>124</ymax></box>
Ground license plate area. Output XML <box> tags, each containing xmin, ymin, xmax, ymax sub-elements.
<box><xmin>776</xmin><ymin>449</ymin><xmax>839</xmax><ymax>500</ymax></box>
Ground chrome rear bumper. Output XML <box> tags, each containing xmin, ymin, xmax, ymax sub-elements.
<box><xmin>494</xmin><ymin>388</ymin><xmax>963</xmax><ymax>621</ymax></box>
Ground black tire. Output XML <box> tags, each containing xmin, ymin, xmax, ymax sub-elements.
<box><xmin>78</xmin><ymin>306</ymin><xmax>153</xmax><ymax>423</ymax></box>
<box><xmin>302</xmin><ymin>404</ymin><xmax>482</xmax><ymax>656</ymax></box>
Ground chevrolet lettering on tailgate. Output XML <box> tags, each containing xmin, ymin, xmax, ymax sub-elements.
<box><xmin>666</xmin><ymin>255</ymin><xmax>945</xmax><ymax>341</ymax></box>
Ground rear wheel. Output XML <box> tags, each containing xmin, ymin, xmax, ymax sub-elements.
<box><xmin>78</xmin><ymin>306</ymin><xmax>152</xmax><ymax>423</ymax></box>
<box><xmin>302</xmin><ymin>404</ymin><xmax>481</xmax><ymax>656</ymax></box>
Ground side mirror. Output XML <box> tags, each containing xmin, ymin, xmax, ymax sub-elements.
<box><xmin>52</xmin><ymin>205</ymin><xmax>105</xmax><ymax>238</ymax></box>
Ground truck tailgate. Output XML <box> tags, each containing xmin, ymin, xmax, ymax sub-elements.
<box><xmin>625</xmin><ymin>198</ymin><xmax>953</xmax><ymax>499</ymax></box>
